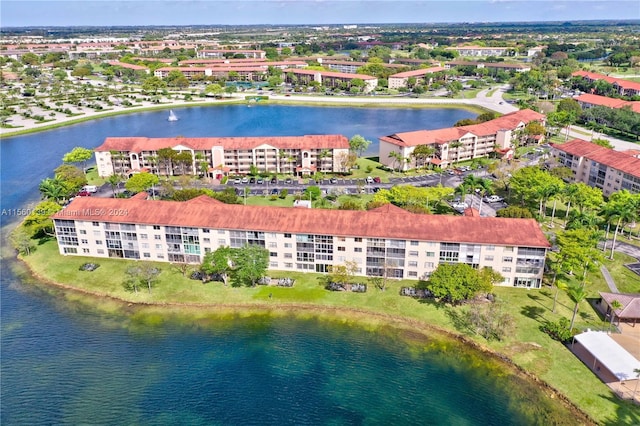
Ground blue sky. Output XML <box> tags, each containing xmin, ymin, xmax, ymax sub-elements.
<box><xmin>2</xmin><ymin>1</ymin><xmax>639</xmax><ymax>27</ymax></box>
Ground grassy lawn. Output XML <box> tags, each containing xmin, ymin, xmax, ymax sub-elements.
<box><xmin>19</xmin><ymin>238</ymin><xmax>640</xmax><ymax>424</ymax></box>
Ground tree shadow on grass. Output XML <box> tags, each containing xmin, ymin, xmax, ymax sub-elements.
<box><xmin>443</xmin><ymin>306</ymin><xmax>475</xmax><ymax>336</ymax></box>
<box><xmin>521</xmin><ymin>305</ymin><xmax>546</xmax><ymax>323</ymax></box>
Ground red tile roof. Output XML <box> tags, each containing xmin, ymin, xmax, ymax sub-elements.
<box><xmin>551</xmin><ymin>139</ymin><xmax>640</xmax><ymax>178</ymax></box>
<box><xmin>95</xmin><ymin>135</ymin><xmax>349</xmax><ymax>153</ymax></box>
<box><xmin>380</xmin><ymin>109</ymin><xmax>545</xmax><ymax>147</ymax></box>
<box><xmin>54</xmin><ymin>196</ymin><xmax>550</xmax><ymax>248</ymax></box>
<box><xmin>108</xmin><ymin>61</ymin><xmax>148</xmax><ymax>71</ymax></box>
<box><xmin>289</xmin><ymin>68</ymin><xmax>377</xmax><ymax>80</ymax></box>
<box><xmin>572</xmin><ymin>71</ymin><xmax>640</xmax><ymax>91</ymax></box>
<box><xmin>576</xmin><ymin>93</ymin><xmax>634</xmax><ymax>109</ymax></box>
<box><xmin>390</xmin><ymin>67</ymin><xmax>446</xmax><ymax>78</ymax></box>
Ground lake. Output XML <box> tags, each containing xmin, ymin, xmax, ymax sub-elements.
<box><xmin>0</xmin><ymin>105</ymin><xmax>578</xmax><ymax>425</ymax></box>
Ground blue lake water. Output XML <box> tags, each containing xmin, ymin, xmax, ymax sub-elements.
<box><xmin>0</xmin><ymin>105</ymin><xmax>577</xmax><ymax>425</ymax></box>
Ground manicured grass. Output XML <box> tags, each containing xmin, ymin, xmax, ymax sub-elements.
<box><xmin>19</xmin><ymin>238</ymin><xmax>640</xmax><ymax>424</ymax></box>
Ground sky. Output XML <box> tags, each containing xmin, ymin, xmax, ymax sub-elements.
<box><xmin>2</xmin><ymin>0</ymin><xmax>639</xmax><ymax>27</ymax></box>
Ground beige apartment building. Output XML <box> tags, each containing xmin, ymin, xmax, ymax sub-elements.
<box><xmin>379</xmin><ymin>109</ymin><xmax>545</xmax><ymax>170</ymax></box>
<box><xmin>284</xmin><ymin>69</ymin><xmax>378</xmax><ymax>93</ymax></box>
<box><xmin>53</xmin><ymin>195</ymin><xmax>550</xmax><ymax>288</ymax></box>
<box><xmin>387</xmin><ymin>66</ymin><xmax>446</xmax><ymax>89</ymax></box>
<box><xmin>94</xmin><ymin>135</ymin><xmax>350</xmax><ymax>178</ymax></box>
<box><xmin>550</xmin><ymin>139</ymin><xmax>640</xmax><ymax>196</ymax></box>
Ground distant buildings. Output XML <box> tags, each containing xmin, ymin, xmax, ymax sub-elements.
<box><xmin>388</xmin><ymin>66</ymin><xmax>446</xmax><ymax>89</ymax></box>
<box><xmin>197</xmin><ymin>49</ymin><xmax>266</xmax><ymax>59</ymax></box>
<box><xmin>94</xmin><ymin>135</ymin><xmax>350</xmax><ymax>178</ymax></box>
<box><xmin>572</xmin><ymin>71</ymin><xmax>640</xmax><ymax>97</ymax></box>
<box><xmin>550</xmin><ymin>139</ymin><xmax>640</xmax><ymax>196</ymax></box>
<box><xmin>52</xmin><ymin>195</ymin><xmax>549</xmax><ymax>288</ymax></box>
<box><xmin>379</xmin><ymin>109</ymin><xmax>545</xmax><ymax>170</ymax></box>
<box><xmin>575</xmin><ymin>93</ymin><xmax>640</xmax><ymax>114</ymax></box>
<box><xmin>444</xmin><ymin>61</ymin><xmax>531</xmax><ymax>73</ymax></box>
<box><xmin>446</xmin><ymin>46</ymin><xmax>513</xmax><ymax>57</ymax></box>
<box><xmin>284</xmin><ymin>68</ymin><xmax>378</xmax><ymax>93</ymax></box>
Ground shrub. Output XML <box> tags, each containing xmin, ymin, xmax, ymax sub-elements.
<box><xmin>279</xmin><ymin>189</ymin><xmax>288</xmax><ymax>199</ymax></box>
<box><xmin>540</xmin><ymin>317</ymin><xmax>573</xmax><ymax>342</ymax></box>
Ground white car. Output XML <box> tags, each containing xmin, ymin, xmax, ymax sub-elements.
<box><xmin>452</xmin><ymin>202</ymin><xmax>468</xmax><ymax>210</ymax></box>
<box><xmin>483</xmin><ymin>195</ymin><xmax>504</xmax><ymax>203</ymax></box>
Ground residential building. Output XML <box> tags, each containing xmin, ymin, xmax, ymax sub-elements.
<box><xmin>197</xmin><ymin>49</ymin><xmax>266</xmax><ymax>59</ymax></box>
<box><xmin>550</xmin><ymin>139</ymin><xmax>640</xmax><ymax>195</ymax></box>
<box><xmin>446</xmin><ymin>46</ymin><xmax>513</xmax><ymax>57</ymax></box>
<box><xmin>379</xmin><ymin>109</ymin><xmax>545</xmax><ymax>170</ymax></box>
<box><xmin>154</xmin><ymin>66</ymin><xmax>268</xmax><ymax>81</ymax></box>
<box><xmin>52</xmin><ymin>195</ymin><xmax>549</xmax><ymax>288</ymax></box>
<box><xmin>94</xmin><ymin>135</ymin><xmax>350</xmax><ymax>178</ymax></box>
<box><xmin>444</xmin><ymin>61</ymin><xmax>531</xmax><ymax>73</ymax></box>
<box><xmin>388</xmin><ymin>66</ymin><xmax>446</xmax><ymax>89</ymax></box>
<box><xmin>572</xmin><ymin>71</ymin><xmax>640</xmax><ymax>97</ymax></box>
<box><xmin>575</xmin><ymin>93</ymin><xmax>640</xmax><ymax>114</ymax></box>
<box><xmin>108</xmin><ymin>61</ymin><xmax>150</xmax><ymax>73</ymax></box>
<box><xmin>284</xmin><ymin>68</ymin><xmax>378</xmax><ymax>92</ymax></box>
<box><xmin>314</xmin><ymin>58</ymin><xmax>405</xmax><ymax>74</ymax></box>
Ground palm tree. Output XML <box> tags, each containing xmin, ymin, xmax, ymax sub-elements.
<box><xmin>388</xmin><ymin>151</ymin><xmax>403</xmax><ymax>172</ymax></box>
<box><xmin>633</xmin><ymin>368</ymin><xmax>640</xmax><ymax>402</ymax></box>
<box><xmin>318</xmin><ymin>149</ymin><xmax>331</xmax><ymax>172</ymax></box>
<box><xmin>107</xmin><ymin>174</ymin><xmax>121</xmax><ymax>198</ymax></box>
<box><xmin>608</xmin><ymin>300</ymin><xmax>622</xmax><ymax>333</ymax></box>
<box><xmin>39</xmin><ymin>178</ymin><xmax>67</xmax><ymax>204</ymax></box>
<box><xmin>566</xmin><ymin>282</ymin><xmax>588</xmax><ymax>332</ymax></box>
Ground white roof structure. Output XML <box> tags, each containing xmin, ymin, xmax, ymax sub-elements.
<box><xmin>574</xmin><ymin>331</ymin><xmax>640</xmax><ymax>381</ymax></box>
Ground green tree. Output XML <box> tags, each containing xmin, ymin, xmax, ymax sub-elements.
<box><xmin>557</xmin><ymin>98</ymin><xmax>582</xmax><ymax>117</ymax></box>
<box><xmin>591</xmin><ymin>138</ymin><xmax>613</xmax><ymax>149</ymax></box>
<box><xmin>10</xmin><ymin>227</ymin><xmax>35</xmax><ymax>256</ymax></box>
<box><xmin>426</xmin><ymin>263</ymin><xmax>495</xmax><ymax>304</ymax></box>
<box><xmin>601</xmin><ymin>191</ymin><xmax>639</xmax><ymax>259</ymax></box>
<box><xmin>565</xmin><ymin>282</ymin><xmax>588</xmax><ymax>332</ymax></box>
<box><xmin>349</xmin><ymin>134</ymin><xmax>372</xmax><ymax>158</ymax></box>
<box><xmin>327</xmin><ymin>261</ymin><xmax>358</xmax><ymax>285</ymax></box>
<box><xmin>23</xmin><ymin>201</ymin><xmax>62</xmax><ymax>238</ymax></box>
<box><xmin>411</xmin><ymin>144</ymin><xmax>436</xmax><ymax>169</ymax></box>
<box><xmin>125</xmin><ymin>172</ymin><xmax>159</xmax><ymax>194</ymax></box>
<box><xmin>201</xmin><ymin>246</ymin><xmax>234</xmax><ymax>286</ymax></box>
<box><xmin>303</xmin><ymin>185</ymin><xmax>322</xmax><ymax>201</ymax></box>
<box><xmin>39</xmin><ymin>177</ymin><xmax>69</xmax><ymax>204</ymax></box>
<box><xmin>205</xmin><ymin>83</ymin><xmax>223</xmax><ymax>97</ymax></box>
<box><xmin>107</xmin><ymin>174</ymin><xmax>122</xmax><ymax>198</ymax></box>
<box><xmin>496</xmin><ymin>206</ymin><xmax>534</xmax><ymax>218</ymax></box>
<box><xmin>123</xmin><ymin>262</ymin><xmax>161</xmax><ymax>294</ymax></box>
<box><xmin>71</xmin><ymin>65</ymin><xmax>92</xmax><ymax>79</ymax></box>
<box><xmin>231</xmin><ymin>244</ymin><xmax>269</xmax><ymax>287</ymax></box>
<box><xmin>62</xmin><ymin>147</ymin><xmax>93</xmax><ymax>173</ymax></box>
<box><xmin>157</xmin><ymin>147</ymin><xmax>178</xmax><ymax>176</ymax></box>
<box><xmin>141</xmin><ymin>76</ymin><xmax>166</xmax><ymax>94</ymax></box>
<box><xmin>54</xmin><ymin>164</ymin><xmax>87</xmax><ymax>194</ymax></box>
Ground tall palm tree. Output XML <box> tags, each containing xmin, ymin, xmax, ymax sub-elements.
<box><xmin>566</xmin><ymin>282</ymin><xmax>587</xmax><ymax>332</ymax></box>
<box><xmin>107</xmin><ymin>174</ymin><xmax>121</xmax><ymax>198</ymax></box>
<box><xmin>608</xmin><ymin>300</ymin><xmax>622</xmax><ymax>332</ymax></box>
<box><xmin>39</xmin><ymin>178</ymin><xmax>67</xmax><ymax>204</ymax></box>
<box><xmin>449</xmin><ymin>141</ymin><xmax>463</xmax><ymax>166</ymax></box>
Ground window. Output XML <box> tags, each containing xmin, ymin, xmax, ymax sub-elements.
<box><xmin>218</xmin><ymin>230</ymin><xmax>225</xmax><ymax>234</ymax></box>
<box><xmin>424</xmin><ymin>262</ymin><xmax>434</xmax><ymax>268</ymax></box>
<box><xmin>285</xmin><ymin>233</ymin><xmax>292</xmax><ymax>238</ymax></box>
<box><xmin>156</xmin><ymin>244</ymin><xmax>163</xmax><ymax>249</ymax></box>
<box><xmin>95</xmin><ymin>240</ymin><xmax>102</xmax><ymax>245</ymax></box>
<box><xmin>218</xmin><ymin>239</ymin><xmax>226</xmax><ymax>245</ymax></box>
<box><xmin>93</xmin><ymin>230</ymin><xmax>101</xmax><ymax>237</ymax></box>
<box><xmin>79</xmin><ymin>230</ymin><xmax>87</xmax><ymax>235</ymax></box>
<box><xmin>503</xmin><ymin>257</ymin><xmax>513</xmax><ymax>263</ymax></box>
<box><xmin>82</xmin><ymin>248</ymin><xmax>90</xmax><ymax>254</ymax></box>
<box><xmin>63</xmin><ymin>247</ymin><xmax>78</xmax><ymax>254</ymax></box>
<box><xmin>139</xmin><ymin>234</ymin><xmax>148</xmax><ymax>240</ymax></box>
<box><xmin>269</xmin><ymin>242</ymin><xmax>277</xmax><ymax>248</ymax></box>
<box><xmin>154</xmin><ymin>235</ymin><xmax>161</xmax><ymax>240</ymax></box>
<box><xmin>484</xmin><ymin>255</ymin><xmax>494</xmax><ymax>261</ymax></box>
<box><xmin>426</xmin><ymin>251</ymin><xmax>435</xmax><ymax>257</ymax></box>
<box><xmin>97</xmin><ymin>249</ymin><xmax>104</xmax><ymax>254</ymax></box>
<box><xmin>141</xmin><ymin>243</ymin><xmax>149</xmax><ymax>249</ymax></box>
<box><xmin>143</xmin><ymin>253</ymin><xmax>151</xmax><ymax>258</ymax></box>
<box><xmin>338</xmin><ymin>246</ymin><xmax>345</xmax><ymax>251</ymax></box>
<box><xmin>408</xmin><ymin>271</ymin><xmax>418</xmax><ymax>277</ymax></box>
<box><xmin>203</xmin><ymin>229</ymin><xmax>210</xmax><ymax>233</ymax></box>
<box><xmin>153</xmin><ymin>225</ymin><xmax>160</xmax><ymax>230</ymax></box>
<box><xmin>81</xmin><ymin>239</ymin><xmax>88</xmax><ymax>244</ymax></box>
<box><xmin>408</xmin><ymin>261</ymin><xmax>418</xmax><ymax>267</ymax></box>
<box><xmin>270</xmin><ymin>261</ymin><xmax>278</xmax><ymax>267</ymax></box>
<box><xmin>267</xmin><ymin>233</ymin><xmax>276</xmax><ymax>238</ymax></box>
<box><xmin>354</xmin><ymin>247</ymin><xmax>362</xmax><ymax>253</ymax></box>
<box><xmin>410</xmin><ymin>241</ymin><xmax>419</xmax><ymax>246</ymax></box>
<box><xmin>504</xmin><ymin>246</ymin><xmax>514</xmax><ymax>252</ymax></box>
<box><xmin>354</xmin><ymin>237</ymin><xmax>362</xmax><ymax>242</ymax></box>
<box><xmin>203</xmin><ymin>238</ymin><xmax>210</xmax><ymax>243</ymax></box>
<box><xmin>269</xmin><ymin>252</ymin><xmax>277</xmax><ymax>257</ymax></box>
<box><xmin>284</xmin><ymin>263</ymin><xmax>293</xmax><ymax>268</ymax></box>
<box><xmin>337</xmin><ymin>237</ymin><xmax>346</xmax><ymax>242</ymax></box>
<box><xmin>157</xmin><ymin>254</ymin><xmax>164</xmax><ymax>259</ymax></box>
<box><xmin>284</xmin><ymin>243</ymin><xmax>292</xmax><ymax>248</ymax></box>
<box><xmin>502</xmin><ymin>267</ymin><xmax>511</xmax><ymax>273</ymax></box>
<box><xmin>486</xmin><ymin>245</ymin><xmax>495</xmax><ymax>251</ymax></box>
<box><xmin>409</xmin><ymin>250</ymin><xmax>418</xmax><ymax>257</ymax></box>
<box><xmin>93</xmin><ymin>222</ymin><xmax>99</xmax><ymax>226</ymax></box>
<box><xmin>284</xmin><ymin>253</ymin><xmax>293</xmax><ymax>259</ymax></box>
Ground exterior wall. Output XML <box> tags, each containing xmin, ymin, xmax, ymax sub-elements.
<box><xmin>97</xmin><ymin>144</ymin><xmax>347</xmax><ymax>178</ymax></box>
<box><xmin>388</xmin><ymin>76</ymin><xmax>407</xmax><ymax>89</ymax></box>
<box><xmin>552</xmin><ymin>149</ymin><xmax>640</xmax><ymax>196</ymax></box>
<box><xmin>54</xmin><ymin>218</ymin><xmax>546</xmax><ymax>288</ymax></box>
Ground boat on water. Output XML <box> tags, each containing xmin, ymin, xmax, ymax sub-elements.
<box><xmin>168</xmin><ymin>110</ymin><xmax>178</xmax><ymax>121</ymax></box>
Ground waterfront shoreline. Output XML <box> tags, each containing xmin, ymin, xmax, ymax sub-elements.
<box><xmin>14</xmin><ymin>251</ymin><xmax>596</xmax><ymax>425</ymax></box>
<box><xmin>0</xmin><ymin>94</ymin><xmax>490</xmax><ymax>139</ymax></box>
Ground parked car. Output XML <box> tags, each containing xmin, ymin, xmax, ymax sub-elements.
<box><xmin>329</xmin><ymin>177</ymin><xmax>337</xmax><ymax>184</ymax></box>
<box><xmin>285</xmin><ymin>178</ymin><xmax>293</xmax><ymax>184</ymax></box>
<box><xmin>452</xmin><ymin>202</ymin><xmax>468</xmax><ymax>210</ymax></box>
<box><xmin>270</xmin><ymin>188</ymin><xmax>279</xmax><ymax>195</ymax></box>
<box><xmin>270</xmin><ymin>177</ymin><xmax>277</xmax><ymax>184</ymax></box>
<box><xmin>82</xmin><ymin>185</ymin><xmax>98</xmax><ymax>193</ymax></box>
<box><xmin>483</xmin><ymin>195</ymin><xmax>504</xmax><ymax>203</ymax></box>
<box><xmin>249</xmin><ymin>177</ymin><xmax>256</xmax><ymax>184</ymax></box>
<box><xmin>366</xmin><ymin>176</ymin><xmax>374</xmax><ymax>184</ymax></box>
<box><xmin>256</xmin><ymin>178</ymin><xmax>264</xmax><ymax>184</ymax></box>
<box><xmin>77</xmin><ymin>190</ymin><xmax>91</xmax><ymax>197</ymax></box>
<box><xmin>233</xmin><ymin>178</ymin><xmax>241</xmax><ymax>184</ymax></box>
<box><xmin>241</xmin><ymin>177</ymin><xmax>249</xmax><ymax>184</ymax></box>
<box><xmin>373</xmin><ymin>176</ymin><xmax>381</xmax><ymax>183</ymax></box>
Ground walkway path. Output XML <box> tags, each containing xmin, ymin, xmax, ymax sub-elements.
<box><xmin>600</xmin><ymin>265</ymin><xmax>620</xmax><ymax>293</ymax></box>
